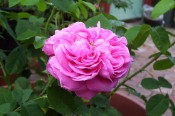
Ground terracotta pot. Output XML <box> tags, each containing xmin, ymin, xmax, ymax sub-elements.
<box><xmin>110</xmin><ymin>91</ymin><xmax>146</xmax><ymax>116</ymax></box>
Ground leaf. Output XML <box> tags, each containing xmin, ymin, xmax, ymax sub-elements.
<box><xmin>21</xmin><ymin>101</ymin><xmax>44</xmax><ymax>116</ymax></box>
<box><xmin>7</xmin><ymin>112</ymin><xmax>21</xmax><ymax>116</ymax></box>
<box><xmin>12</xmin><ymin>89</ymin><xmax>23</xmax><ymax>104</ymax></box>
<box><xmin>17</xmin><ymin>30</ymin><xmax>37</xmax><ymax>40</ymax></box>
<box><xmin>22</xmin><ymin>89</ymin><xmax>33</xmax><ymax>103</ymax></box>
<box><xmin>85</xmin><ymin>14</ymin><xmax>112</xmax><ymax>30</ymax></box>
<box><xmin>34</xmin><ymin>80</ymin><xmax>45</xmax><ymax>92</ymax></box>
<box><xmin>14</xmin><ymin>77</ymin><xmax>31</xmax><ymax>90</ymax></box>
<box><xmin>124</xmin><ymin>25</ymin><xmax>140</xmax><ymax>44</ymax></box>
<box><xmin>47</xmin><ymin>86</ymin><xmax>75</xmax><ymax>115</ymax></box>
<box><xmin>105</xmin><ymin>106</ymin><xmax>121</xmax><ymax>116</ymax></box>
<box><xmin>5</xmin><ymin>46</ymin><xmax>28</xmax><ymax>74</ymax></box>
<box><xmin>0</xmin><ymin>103</ymin><xmax>11</xmax><ymax>116</ymax></box>
<box><xmin>36</xmin><ymin>0</ymin><xmax>47</xmax><ymax>12</ymax></box>
<box><xmin>78</xmin><ymin>3</ymin><xmax>88</xmax><ymax>19</ymax></box>
<box><xmin>0</xmin><ymin>14</ymin><xmax>16</xmax><ymax>39</ymax></box>
<box><xmin>21</xmin><ymin>0</ymin><xmax>40</xmax><ymax>6</ymax></box>
<box><xmin>151</xmin><ymin>27</ymin><xmax>170</xmax><ymax>53</ymax></box>
<box><xmin>153</xmin><ymin>58</ymin><xmax>174</xmax><ymax>70</ymax></box>
<box><xmin>148</xmin><ymin>52</ymin><xmax>161</xmax><ymax>59</ymax></box>
<box><xmin>114</xmin><ymin>26</ymin><xmax>127</xmax><ymax>37</ymax></box>
<box><xmin>15</xmin><ymin>19</ymin><xmax>41</xmax><ymax>36</ymax></box>
<box><xmin>141</xmin><ymin>78</ymin><xmax>160</xmax><ymax>90</ymax></box>
<box><xmin>68</xmin><ymin>3</ymin><xmax>80</xmax><ymax>18</ymax></box>
<box><xmin>168</xmin><ymin>56</ymin><xmax>175</xmax><ymax>65</ymax></box>
<box><xmin>124</xmin><ymin>24</ymin><xmax>151</xmax><ymax>49</ymax></box>
<box><xmin>33</xmin><ymin>36</ymin><xmax>46</xmax><ymax>49</ymax></box>
<box><xmin>51</xmin><ymin>0</ymin><xmax>74</xmax><ymax>12</ymax></box>
<box><xmin>90</xmin><ymin>106</ymin><xmax>121</xmax><ymax>116</ymax></box>
<box><xmin>151</xmin><ymin>0</ymin><xmax>175</xmax><ymax>18</ymax></box>
<box><xmin>103</xmin><ymin>13</ymin><xmax>118</xmax><ymax>20</ymax></box>
<box><xmin>90</xmin><ymin>94</ymin><xmax>109</xmax><ymax>108</ymax></box>
<box><xmin>0</xmin><ymin>88</ymin><xmax>14</xmax><ymax>105</ymax></box>
<box><xmin>146</xmin><ymin>94</ymin><xmax>169</xmax><ymax>116</ymax></box>
<box><xmin>90</xmin><ymin>106</ymin><xmax>105</xmax><ymax>116</ymax></box>
<box><xmin>82</xmin><ymin>1</ymin><xmax>96</xmax><ymax>12</ymax></box>
<box><xmin>158</xmin><ymin>77</ymin><xmax>172</xmax><ymax>88</ymax></box>
<box><xmin>9</xmin><ymin>0</ymin><xmax>20</xmax><ymax>7</ymax></box>
<box><xmin>73</xmin><ymin>97</ymin><xmax>89</xmax><ymax>115</ymax></box>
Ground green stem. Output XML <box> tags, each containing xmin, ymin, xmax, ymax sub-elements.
<box><xmin>40</xmin><ymin>75</ymin><xmax>55</xmax><ymax>95</ymax></box>
<box><xmin>45</xmin><ymin>7</ymin><xmax>56</xmax><ymax>34</ymax></box>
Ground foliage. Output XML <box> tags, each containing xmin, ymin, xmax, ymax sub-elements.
<box><xmin>0</xmin><ymin>0</ymin><xmax>175</xmax><ymax>116</ymax></box>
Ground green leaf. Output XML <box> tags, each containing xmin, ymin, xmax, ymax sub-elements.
<box><xmin>0</xmin><ymin>14</ymin><xmax>16</xmax><ymax>39</ymax></box>
<box><xmin>0</xmin><ymin>103</ymin><xmax>11</xmax><ymax>116</ymax></box>
<box><xmin>22</xmin><ymin>89</ymin><xmax>33</xmax><ymax>103</ymax></box>
<box><xmin>0</xmin><ymin>88</ymin><xmax>14</xmax><ymax>105</ymax></box>
<box><xmin>21</xmin><ymin>101</ymin><xmax>44</xmax><ymax>116</ymax></box>
<box><xmin>21</xmin><ymin>0</ymin><xmax>40</xmax><ymax>6</ymax></box>
<box><xmin>34</xmin><ymin>80</ymin><xmax>45</xmax><ymax>92</ymax></box>
<box><xmin>90</xmin><ymin>106</ymin><xmax>105</xmax><ymax>116</ymax></box>
<box><xmin>15</xmin><ymin>20</ymin><xmax>30</xmax><ymax>35</ymax></box>
<box><xmin>33</xmin><ymin>36</ymin><xmax>46</xmax><ymax>49</ymax></box>
<box><xmin>105</xmin><ymin>106</ymin><xmax>121</xmax><ymax>116</ymax></box>
<box><xmin>168</xmin><ymin>56</ymin><xmax>175</xmax><ymax>65</ymax></box>
<box><xmin>146</xmin><ymin>94</ymin><xmax>169</xmax><ymax>116</ymax></box>
<box><xmin>151</xmin><ymin>0</ymin><xmax>175</xmax><ymax>18</ymax></box>
<box><xmin>17</xmin><ymin>30</ymin><xmax>37</xmax><ymax>40</ymax></box>
<box><xmin>158</xmin><ymin>77</ymin><xmax>172</xmax><ymax>88</ymax></box>
<box><xmin>78</xmin><ymin>3</ymin><xmax>88</xmax><ymax>19</ymax></box>
<box><xmin>103</xmin><ymin>13</ymin><xmax>118</xmax><ymax>20</ymax></box>
<box><xmin>73</xmin><ymin>97</ymin><xmax>89</xmax><ymax>115</ymax></box>
<box><xmin>9</xmin><ymin>0</ymin><xmax>20</xmax><ymax>7</ymax></box>
<box><xmin>5</xmin><ymin>46</ymin><xmax>28</xmax><ymax>74</ymax></box>
<box><xmin>15</xmin><ymin>19</ymin><xmax>41</xmax><ymax>36</ymax></box>
<box><xmin>124</xmin><ymin>24</ymin><xmax>151</xmax><ymax>49</ymax></box>
<box><xmin>90</xmin><ymin>106</ymin><xmax>121</xmax><ymax>116</ymax></box>
<box><xmin>68</xmin><ymin>3</ymin><xmax>80</xmax><ymax>19</ymax></box>
<box><xmin>12</xmin><ymin>89</ymin><xmax>23</xmax><ymax>104</ymax></box>
<box><xmin>47</xmin><ymin>86</ymin><xmax>75</xmax><ymax>115</ymax></box>
<box><xmin>51</xmin><ymin>0</ymin><xmax>74</xmax><ymax>12</ymax></box>
<box><xmin>36</xmin><ymin>0</ymin><xmax>47</xmax><ymax>12</ymax></box>
<box><xmin>47</xmin><ymin>86</ymin><xmax>87</xmax><ymax>115</ymax></box>
<box><xmin>7</xmin><ymin>112</ymin><xmax>21</xmax><ymax>116</ymax></box>
<box><xmin>85</xmin><ymin>14</ymin><xmax>112</xmax><ymax>30</ymax></box>
<box><xmin>113</xmin><ymin>26</ymin><xmax>127</xmax><ymax>37</ymax></box>
<box><xmin>14</xmin><ymin>77</ymin><xmax>31</xmax><ymax>90</ymax></box>
<box><xmin>17</xmin><ymin>12</ymin><xmax>31</xmax><ymax>19</ymax></box>
<box><xmin>82</xmin><ymin>1</ymin><xmax>96</xmax><ymax>12</ymax></box>
<box><xmin>90</xmin><ymin>94</ymin><xmax>109</xmax><ymax>108</ymax></box>
<box><xmin>124</xmin><ymin>25</ymin><xmax>140</xmax><ymax>44</ymax></box>
<box><xmin>148</xmin><ymin>52</ymin><xmax>161</xmax><ymax>59</ymax></box>
<box><xmin>153</xmin><ymin>58</ymin><xmax>174</xmax><ymax>70</ymax></box>
<box><xmin>141</xmin><ymin>78</ymin><xmax>159</xmax><ymax>90</ymax></box>
<box><xmin>151</xmin><ymin>27</ymin><xmax>170</xmax><ymax>53</ymax></box>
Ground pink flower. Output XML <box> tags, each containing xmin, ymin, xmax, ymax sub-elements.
<box><xmin>43</xmin><ymin>22</ymin><xmax>132</xmax><ymax>99</ymax></box>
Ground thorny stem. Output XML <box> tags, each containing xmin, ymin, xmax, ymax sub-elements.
<box><xmin>109</xmin><ymin>41</ymin><xmax>175</xmax><ymax>97</ymax></box>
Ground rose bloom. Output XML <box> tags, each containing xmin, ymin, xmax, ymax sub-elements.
<box><xmin>43</xmin><ymin>22</ymin><xmax>132</xmax><ymax>99</ymax></box>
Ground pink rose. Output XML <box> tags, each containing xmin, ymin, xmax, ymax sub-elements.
<box><xmin>43</xmin><ymin>22</ymin><xmax>132</xmax><ymax>99</ymax></box>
